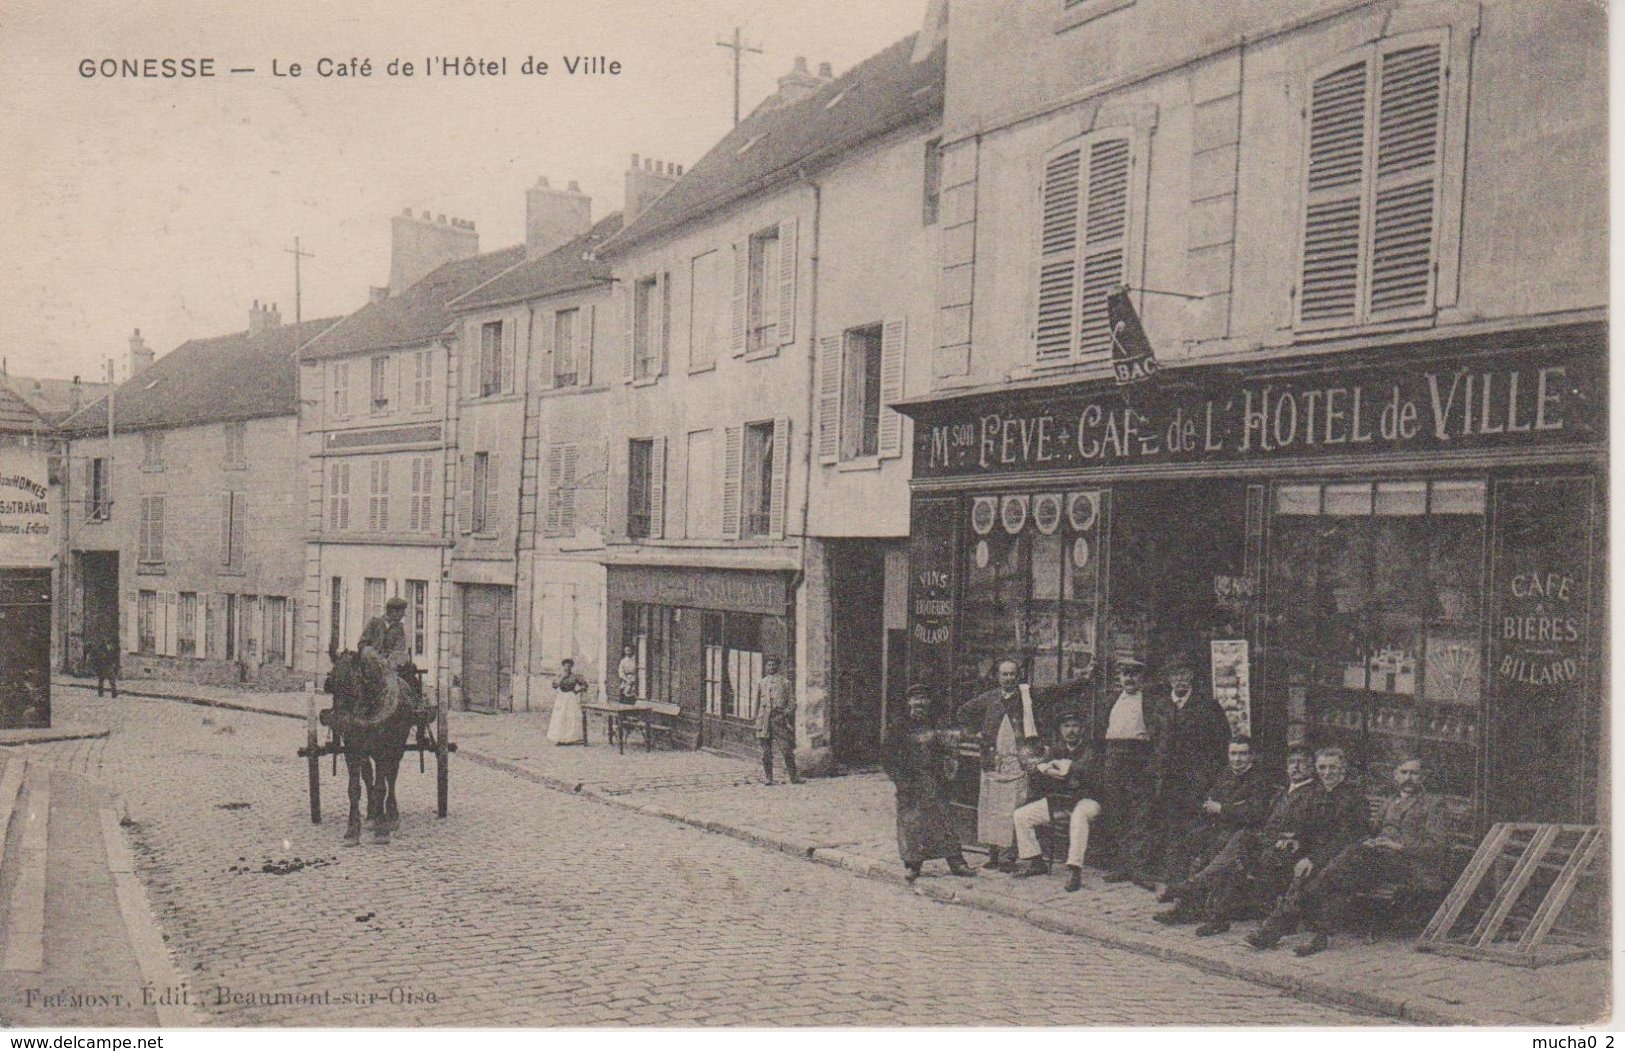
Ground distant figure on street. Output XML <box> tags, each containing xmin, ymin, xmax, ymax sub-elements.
<box><xmin>754</xmin><ymin>656</ymin><xmax>799</xmax><ymax>785</ymax></box>
<box><xmin>882</xmin><ymin>684</ymin><xmax>973</xmax><ymax>881</ymax></box>
<box><xmin>617</xmin><ymin>645</ymin><xmax>640</xmax><ymax>705</ymax></box>
<box><xmin>89</xmin><ymin>637</ymin><xmax>119</xmax><ymax>698</ymax></box>
<box><xmin>546</xmin><ymin>658</ymin><xmax>589</xmax><ymax>745</ymax></box>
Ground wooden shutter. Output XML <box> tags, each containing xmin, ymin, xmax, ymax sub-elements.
<box><xmin>457</xmin><ymin>454</ymin><xmax>474</xmax><ymax>534</ymax></box>
<box><xmin>220</xmin><ymin>492</ymin><xmax>233</xmax><ymax>563</ymax></box>
<box><xmin>230</xmin><ymin>492</ymin><xmax>246</xmax><ymax>565</ymax></box>
<box><xmin>337</xmin><ymin>464</ymin><xmax>350</xmax><ymax>532</ymax></box>
<box><xmin>160</xmin><ymin>591</ymin><xmax>178</xmax><ymax>657</ymax></box>
<box><xmin>537</xmin><ymin>309</ymin><xmax>554</xmax><ymax>388</ymax></box>
<box><xmin>545</xmin><ymin>445</ymin><xmax>563</xmax><ymax>535</ymax></box>
<box><xmin>485</xmin><ymin>453</ymin><xmax>503</xmax><ymax>536</ymax></box>
<box><xmin>1298</xmin><ymin>57</ymin><xmax>1371</xmax><ymax>327</ymax></box>
<box><xmin>409</xmin><ymin>458</ymin><xmax>422</xmax><ymax>533</ymax></box>
<box><xmin>720</xmin><ymin>425</ymin><xmax>742</xmax><ymax>541</ymax></box>
<box><xmin>1076</xmin><ymin>137</ymin><xmax>1131</xmax><ymax>361</ymax></box>
<box><xmin>466</xmin><ymin>325</ymin><xmax>482</xmax><ymax>398</ymax></box>
<box><xmin>368</xmin><ymin>461</ymin><xmax>381</xmax><ymax>532</ymax></box>
<box><xmin>500</xmin><ymin>316</ymin><xmax>518</xmax><ymax>394</ymax></box>
<box><xmin>378</xmin><ymin>461</ymin><xmax>391</xmax><ymax>532</ymax></box>
<box><xmin>285</xmin><ymin>599</ymin><xmax>297</xmax><ymax>668</ymax></box>
<box><xmin>578</xmin><ymin>304</ymin><xmax>594</xmax><ymax>386</ymax></box>
<box><xmin>776</xmin><ymin>219</ymin><xmax>797</xmax><ymax>346</ymax></box>
<box><xmin>768</xmin><ymin>418</ymin><xmax>790</xmax><ymax>539</ymax></box>
<box><xmin>647</xmin><ymin>436</ymin><xmax>666</xmax><ymax>540</ymax></box>
<box><xmin>606</xmin><ymin>441</ymin><xmax>628</xmax><ymax>542</ymax></box>
<box><xmin>81</xmin><ymin>458</ymin><xmax>93</xmax><ymax>518</ymax></box>
<box><xmin>1035</xmin><ymin>145</ymin><xmax>1082</xmax><ymax>361</ymax></box>
<box><xmin>655</xmin><ymin>272</ymin><xmax>669</xmax><ymax>377</ymax></box>
<box><xmin>878</xmin><ymin>317</ymin><xmax>907</xmax><ymax>458</ymax></box>
<box><xmin>123</xmin><ymin>590</ymin><xmax>139</xmax><ymax>653</ymax></box>
<box><xmin>199</xmin><ymin>596</ymin><xmax>211</xmax><ymax>660</ymax></box>
<box><xmin>816</xmin><ymin>334</ymin><xmax>842</xmax><ymax>465</ymax></box>
<box><xmin>560</xmin><ymin>444</ymin><xmax>578</xmax><ymax>534</ymax></box>
<box><xmin>730</xmin><ymin>243</ymin><xmax>747</xmax><ymax>357</ymax></box>
<box><xmin>620</xmin><ymin>284</ymin><xmax>636</xmax><ymax>383</ymax></box>
<box><xmin>1368</xmin><ymin>42</ymin><xmax>1442</xmax><ymax>319</ymax></box>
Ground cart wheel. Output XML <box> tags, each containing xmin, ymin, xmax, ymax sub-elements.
<box><xmin>435</xmin><ymin>706</ymin><xmax>449</xmax><ymax>818</ymax></box>
<box><xmin>306</xmin><ymin>728</ymin><xmax>322</xmax><ymax>824</ymax></box>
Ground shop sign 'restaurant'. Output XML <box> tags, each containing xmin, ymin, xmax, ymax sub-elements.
<box><xmin>912</xmin><ymin>345</ymin><xmax>1597</xmax><ymax>478</ymax></box>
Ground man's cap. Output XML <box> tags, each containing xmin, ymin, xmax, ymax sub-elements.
<box><xmin>385</xmin><ymin>597</ymin><xmax>407</xmax><ymax>612</ymax></box>
<box><xmin>1056</xmin><ymin>709</ymin><xmax>1086</xmax><ymax>724</ymax></box>
<box><xmin>1162</xmin><ymin>651</ymin><xmax>1196</xmax><ymax>676</ymax></box>
<box><xmin>1114</xmin><ymin>654</ymin><xmax>1146</xmax><ymax>669</ymax></box>
<box><xmin>905</xmin><ymin>683</ymin><xmax>932</xmax><ymax>699</ymax></box>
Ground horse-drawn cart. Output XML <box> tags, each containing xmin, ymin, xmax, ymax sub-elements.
<box><xmin>297</xmin><ymin>662</ymin><xmax>456</xmax><ymax>839</ymax></box>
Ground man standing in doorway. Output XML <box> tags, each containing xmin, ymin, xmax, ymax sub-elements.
<box><xmin>1099</xmin><ymin>653</ymin><xmax>1158</xmax><ymax>887</ymax></box>
<box><xmin>755</xmin><ymin>656</ymin><xmax>800</xmax><ymax>785</ymax></box>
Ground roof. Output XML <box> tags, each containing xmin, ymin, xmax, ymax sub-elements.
<box><xmin>1</xmin><ymin>374</ymin><xmax>112</xmax><ymax>426</ymax></box>
<box><xmin>602</xmin><ymin>33</ymin><xmax>944</xmax><ymax>254</ymax></box>
<box><xmin>449</xmin><ymin>213</ymin><xmax>624</xmax><ymax>313</ymax></box>
<box><xmin>61</xmin><ymin>316</ymin><xmax>341</xmax><ymax>436</ymax></box>
<box><xmin>300</xmin><ymin>245</ymin><xmax>527</xmax><ymax>361</ymax></box>
<box><xmin>0</xmin><ymin>383</ymin><xmax>48</xmax><ymax>434</ymax></box>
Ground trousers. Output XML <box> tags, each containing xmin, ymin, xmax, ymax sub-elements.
<box><xmin>760</xmin><ymin>736</ymin><xmax>797</xmax><ymax>781</ymax></box>
<box><xmin>1014</xmin><ymin>797</ymin><xmax>1102</xmax><ymax>868</ymax></box>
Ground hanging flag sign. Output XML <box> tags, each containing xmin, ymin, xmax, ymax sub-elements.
<box><xmin>1108</xmin><ymin>286</ymin><xmax>1159</xmax><ymax>385</ymax></box>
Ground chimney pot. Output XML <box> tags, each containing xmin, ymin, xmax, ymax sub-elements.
<box><xmin>631</xmin><ymin>153</ymin><xmax>640</xmax><ymax>168</ymax></box>
<box><xmin>539</xmin><ymin>176</ymin><xmax>550</xmax><ymax>188</ymax></box>
<box><xmin>794</xmin><ymin>55</ymin><xmax>808</xmax><ymax>72</ymax></box>
<box><xmin>567</xmin><ymin>180</ymin><xmax>580</xmax><ymax>192</ymax></box>
<box><xmin>818</xmin><ymin>61</ymin><xmax>832</xmax><ymax>78</ymax></box>
<box><xmin>403</xmin><ymin>207</ymin><xmax>412</xmax><ymax>216</ymax></box>
<box><xmin>421</xmin><ymin>210</ymin><xmax>431</xmax><ymax>220</ymax></box>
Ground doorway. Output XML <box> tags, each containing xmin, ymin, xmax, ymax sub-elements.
<box><xmin>829</xmin><ymin>540</ymin><xmax>888</xmax><ymax>766</ymax></box>
<box><xmin>462</xmin><ymin>585</ymin><xmax>514</xmax><ymax>712</ymax></box>
<box><xmin>75</xmin><ymin>550</ymin><xmax>119</xmax><ymax>672</ymax></box>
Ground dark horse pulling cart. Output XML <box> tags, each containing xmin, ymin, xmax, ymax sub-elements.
<box><xmin>298</xmin><ymin>652</ymin><xmax>455</xmax><ymax>844</ymax></box>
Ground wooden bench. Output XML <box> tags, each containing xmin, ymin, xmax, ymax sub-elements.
<box><xmin>644</xmin><ymin>702</ymin><xmax>683</xmax><ymax>750</ymax></box>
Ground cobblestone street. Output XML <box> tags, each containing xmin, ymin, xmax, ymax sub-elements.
<box><xmin>17</xmin><ymin>691</ymin><xmax>1381</xmax><ymax>1027</ymax></box>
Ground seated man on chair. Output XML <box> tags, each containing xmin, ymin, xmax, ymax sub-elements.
<box><xmin>1269</xmin><ymin>757</ymin><xmax>1452</xmax><ymax>956</ymax></box>
<box><xmin>1010</xmin><ymin>709</ymin><xmax>1101</xmax><ymax>891</ymax></box>
<box><xmin>1154</xmin><ymin>737</ymin><xmax>1275</xmax><ymax>925</ymax></box>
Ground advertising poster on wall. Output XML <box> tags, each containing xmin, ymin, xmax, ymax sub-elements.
<box><xmin>0</xmin><ymin>444</ymin><xmax>52</xmax><ymax>569</ymax></box>
<box><xmin>1210</xmin><ymin>639</ymin><xmax>1250</xmax><ymax>737</ymax></box>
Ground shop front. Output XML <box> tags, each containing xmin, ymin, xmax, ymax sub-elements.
<box><xmin>897</xmin><ymin>322</ymin><xmax>1605</xmax><ymax>833</ymax></box>
<box><xmin>605</xmin><ymin>564</ymin><xmax>796</xmax><ymax>756</ymax></box>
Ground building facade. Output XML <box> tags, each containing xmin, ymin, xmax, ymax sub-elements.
<box><xmin>60</xmin><ymin>311</ymin><xmax>338</xmax><ymax>688</ymax></box>
<box><xmin>898</xmin><ymin>0</ymin><xmax>1607</xmax><ymax>831</ymax></box>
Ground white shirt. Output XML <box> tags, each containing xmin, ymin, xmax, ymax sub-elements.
<box><xmin>1105</xmin><ymin>690</ymin><xmax>1149</xmax><ymax>740</ymax></box>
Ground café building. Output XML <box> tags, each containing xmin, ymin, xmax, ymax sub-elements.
<box><xmin>895</xmin><ymin>321</ymin><xmax>1604</xmax><ymax>832</ymax></box>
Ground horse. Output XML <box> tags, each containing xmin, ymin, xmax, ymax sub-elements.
<box><xmin>321</xmin><ymin>649</ymin><xmax>420</xmax><ymax>845</ymax></box>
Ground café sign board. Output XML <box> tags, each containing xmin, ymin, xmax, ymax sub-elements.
<box><xmin>910</xmin><ymin>341</ymin><xmax>1599</xmax><ymax>479</ymax></box>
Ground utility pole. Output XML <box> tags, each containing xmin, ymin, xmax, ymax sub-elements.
<box><xmin>284</xmin><ymin>237</ymin><xmax>314</xmax><ymax>325</ymax></box>
<box><xmin>716</xmin><ymin>26</ymin><xmax>763</xmax><ymax>127</ymax></box>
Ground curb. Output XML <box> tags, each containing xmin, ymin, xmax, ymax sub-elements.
<box><xmin>53</xmin><ymin>680</ymin><xmax>306</xmax><ymax>722</ymax></box>
<box><xmin>0</xmin><ymin>727</ymin><xmax>110</xmax><ymax>746</ymax></box>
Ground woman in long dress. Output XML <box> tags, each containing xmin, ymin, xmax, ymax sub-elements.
<box><xmin>546</xmin><ymin>658</ymin><xmax>588</xmax><ymax>745</ymax></box>
<box><xmin>882</xmin><ymin>685</ymin><xmax>973</xmax><ymax>881</ymax></box>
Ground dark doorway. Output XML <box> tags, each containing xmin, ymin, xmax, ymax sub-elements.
<box><xmin>76</xmin><ymin>550</ymin><xmax>119</xmax><ymax>673</ymax></box>
<box><xmin>830</xmin><ymin>540</ymin><xmax>889</xmax><ymax>766</ymax></box>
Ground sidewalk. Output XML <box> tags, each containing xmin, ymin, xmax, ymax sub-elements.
<box><xmin>60</xmin><ymin>675</ymin><xmax>1609</xmax><ymax>1027</ymax></box>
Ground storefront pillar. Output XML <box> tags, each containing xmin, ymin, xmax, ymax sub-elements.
<box><xmin>794</xmin><ymin>538</ymin><xmax>835</xmax><ymax>777</ymax></box>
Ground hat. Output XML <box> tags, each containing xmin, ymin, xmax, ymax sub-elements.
<box><xmin>385</xmin><ymin>597</ymin><xmax>407</xmax><ymax>612</ymax></box>
<box><xmin>905</xmin><ymin>683</ymin><xmax>933</xmax><ymax>699</ymax></box>
<box><xmin>1056</xmin><ymin>709</ymin><xmax>1086</xmax><ymax>724</ymax></box>
<box><xmin>1162</xmin><ymin>651</ymin><xmax>1196</xmax><ymax>676</ymax></box>
<box><xmin>1114</xmin><ymin>654</ymin><xmax>1145</xmax><ymax>670</ymax></box>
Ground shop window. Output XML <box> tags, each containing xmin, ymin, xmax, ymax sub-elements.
<box><xmin>406</xmin><ymin>579</ymin><xmax>428</xmax><ymax>658</ymax></box>
<box><xmin>702</xmin><ymin>611</ymin><xmax>764</xmax><ymax>722</ymax></box>
<box><xmin>1267</xmin><ymin>478</ymin><xmax>1485</xmax><ymax>815</ymax></box>
<box><xmin>622</xmin><ymin>603</ymin><xmax>677</xmax><ymax>705</ymax></box>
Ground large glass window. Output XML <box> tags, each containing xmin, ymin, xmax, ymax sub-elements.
<box><xmin>1267</xmin><ymin>478</ymin><xmax>1485</xmax><ymax>812</ymax></box>
<box><xmin>702</xmin><ymin>611</ymin><xmax>764</xmax><ymax>721</ymax></box>
<box><xmin>622</xmin><ymin>602</ymin><xmax>676</xmax><ymax>705</ymax></box>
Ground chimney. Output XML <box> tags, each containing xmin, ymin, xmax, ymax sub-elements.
<box><xmin>248</xmin><ymin>299</ymin><xmax>282</xmax><ymax>335</ymax></box>
<box><xmin>624</xmin><ymin>153</ymin><xmax>681</xmax><ymax>223</ymax></box>
<box><xmin>773</xmin><ymin>55</ymin><xmax>831</xmax><ymax>107</ymax></box>
<box><xmin>69</xmin><ymin>376</ymin><xmax>83</xmax><ymax>413</ymax></box>
<box><xmin>127</xmin><ymin>328</ymin><xmax>154</xmax><ymax>376</ymax></box>
<box><xmin>388</xmin><ymin>207</ymin><xmax>480</xmax><ymax>294</ymax></box>
<box><xmin>525</xmin><ymin>176</ymin><xmax>593</xmax><ymax>259</ymax></box>
<box><xmin>911</xmin><ymin>0</ymin><xmax>948</xmax><ymax>63</ymax></box>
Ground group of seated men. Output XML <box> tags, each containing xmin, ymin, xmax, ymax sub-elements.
<box><xmin>957</xmin><ymin>654</ymin><xmax>1454</xmax><ymax>955</ymax></box>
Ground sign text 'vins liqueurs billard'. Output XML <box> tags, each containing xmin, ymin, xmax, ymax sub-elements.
<box><xmin>915</xmin><ymin>343</ymin><xmax>1596</xmax><ymax>478</ymax></box>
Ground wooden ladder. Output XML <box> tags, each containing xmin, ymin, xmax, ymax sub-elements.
<box><xmin>1417</xmin><ymin>822</ymin><xmax>1605</xmax><ymax>966</ymax></box>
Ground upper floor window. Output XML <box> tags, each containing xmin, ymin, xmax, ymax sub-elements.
<box><xmin>84</xmin><ymin>457</ymin><xmax>110</xmax><ymax>520</ymax></box>
<box><xmin>367</xmin><ymin>459</ymin><xmax>391</xmax><ymax>532</ymax></box>
<box><xmin>732</xmin><ymin>220</ymin><xmax>797</xmax><ymax>358</ymax></box>
<box><xmin>370</xmin><ymin>355</ymin><xmax>391</xmax><ymax>413</ymax></box>
<box><xmin>331</xmin><ymin>361</ymin><xmax>350</xmax><ymax>418</ymax></box>
<box><xmin>222</xmin><ymin>421</ymin><xmax>246</xmax><ymax>468</ymax></box>
<box><xmin>630</xmin><ymin>275</ymin><xmax>669</xmax><ymax>382</ymax></box>
<box><xmin>818</xmin><ymin>320</ymin><xmax>908</xmax><ymax>464</ymax></box>
<box><xmin>470</xmin><ymin>451</ymin><xmax>491</xmax><ymax>534</ymax></box>
<box><xmin>1035</xmin><ymin>132</ymin><xmax>1135</xmax><ymax>366</ymax></box>
<box><xmin>326</xmin><ymin>461</ymin><xmax>351</xmax><ymax>532</ymax></box>
<box><xmin>1297</xmin><ymin>36</ymin><xmax>1449</xmax><ymax>330</ymax></box>
<box><xmin>138</xmin><ymin>494</ymin><xmax>165</xmax><ymax>563</ymax></box>
<box><xmin>544</xmin><ymin>443</ymin><xmax>579</xmax><ymax>537</ymax></box>
<box><xmin>720</xmin><ymin>419</ymin><xmax>788</xmax><ymax>541</ymax></box>
<box><xmin>553</xmin><ymin>308</ymin><xmax>579</xmax><ymax>387</ymax></box>
<box><xmin>456</xmin><ymin>451</ymin><xmax>502</xmax><ymax>536</ymax></box>
<box><xmin>412</xmin><ymin>349</ymin><xmax>433</xmax><ymax>409</ymax></box>
<box><xmin>408</xmin><ymin>456</ymin><xmax>434</xmax><ymax>533</ymax></box>
<box><xmin>746</xmin><ymin>228</ymin><xmax>780</xmax><ymax>353</ymax></box>
<box><xmin>740</xmin><ymin>421</ymin><xmax>778</xmax><ymax>539</ymax></box>
<box><xmin>220</xmin><ymin>490</ymin><xmax>246</xmax><ymax>569</ymax></box>
<box><xmin>689</xmin><ymin>250</ymin><xmax>724</xmax><ymax>372</ymax></box>
<box><xmin>626</xmin><ymin>438</ymin><xmax>655</xmax><ymax>540</ymax></box>
<box><xmin>479</xmin><ymin>321</ymin><xmax>504</xmax><ymax>398</ymax></box>
<box><xmin>922</xmin><ymin>137</ymin><xmax>943</xmax><ymax>226</ymax></box>
<box><xmin>141</xmin><ymin>431</ymin><xmax>165</xmax><ymax>470</ymax></box>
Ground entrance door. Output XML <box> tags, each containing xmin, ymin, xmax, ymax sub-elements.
<box><xmin>830</xmin><ymin>540</ymin><xmax>887</xmax><ymax>766</ymax></box>
<box><xmin>462</xmin><ymin>585</ymin><xmax>514</xmax><ymax>711</ymax></box>
<box><xmin>76</xmin><ymin>551</ymin><xmax>119</xmax><ymax>672</ymax></box>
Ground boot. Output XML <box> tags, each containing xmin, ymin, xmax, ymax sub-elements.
<box><xmin>1064</xmin><ymin>866</ymin><xmax>1083</xmax><ymax>893</ymax></box>
<box><xmin>1294</xmin><ymin>932</ymin><xmax>1330</xmax><ymax>957</ymax></box>
<box><xmin>1193</xmin><ymin>919</ymin><xmax>1230</xmax><ymax>937</ymax></box>
<box><xmin>786</xmin><ymin>755</ymin><xmax>803</xmax><ymax>784</ymax></box>
<box><xmin>904</xmin><ymin>862</ymin><xmax>921</xmax><ymax>883</ymax></box>
<box><xmin>1154</xmin><ymin>902</ymin><xmax>1200</xmax><ymax>926</ymax></box>
<box><xmin>762</xmin><ymin>755</ymin><xmax>775</xmax><ymax>785</ymax></box>
<box><xmin>1011</xmin><ymin>858</ymin><xmax>1050</xmax><ymax>878</ymax></box>
<box><xmin>981</xmin><ymin>847</ymin><xmax>1003</xmax><ymax>871</ymax></box>
<box><xmin>946</xmin><ymin>855</ymin><xmax>974</xmax><ymax>878</ymax></box>
<box><xmin>1245</xmin><ymin>917</ymin><xmax>1288</xmax><ymax>950</ymax></box>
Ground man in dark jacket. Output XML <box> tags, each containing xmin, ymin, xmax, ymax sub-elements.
<box><xmin>1244</xmin><ymin>746</ymin><xmax>1371</xmax><ymax>949</ymax></box>
<box><xmin>1144</xmin><ymin>652</ymin><xmax>1231</xmax><ymax>882</ymax></box>
<box><xmin>89</xmin><ymin>637</ymin><xmax>119</xmax><ymax>698</ymax></box>
<box><xmin>1276</xmin><ymin>757</ymin><xmax>1453</xmax><ymax>955</ymax></box>
<box><xmin>1010</xmin><ymin>709</ymin><xmax>1101</xmax><ymax>890</ymax></box>
<box><xmin>882</xmin><ymin>685</ymin><xmax>973</xmax><ymax>882</ymax></box>
<box><xmin>1154</xmin><ymin>737</ymin><xmax>1275</xmax><ymax>924</ymax></box>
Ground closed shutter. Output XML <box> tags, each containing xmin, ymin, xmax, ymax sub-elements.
<box><xmin>160</xmin><ymin>591</ymin><xmax>178</xmax><ymax>657</ymax></box>
<box><xmin>578</xmin><ymin>305</ymin><xmax>594</xmax><ymax>386</ymax></box>
<box><xmin>485</xmin><ymin>453</ymin><xmax>503</xmax><ymax>536</ymax></box>
<box><xmin>776</xmin><ymin>219</ymin><xmax>797</xmax><ymax>346</ymax></box>
<box><xmin>81</xmin><ymin>458</ymin><xmax>93</xmax><ymax>518</ymax></box>
<box><xmin>466</xmin><ymin>324</ymin><xmax>482</xmax><ymax>398</ymax></box>
<box><xmin>537</xmin><ymin>309</ymin><xmax>554</xmax><ymax>388</ymax></box>
<box><xmin>769</xmin><ymin>418</ymin><xmax>789</xmax><ymax>539</ymax></box>
<box><xmin>648</xmin><ymin>436</ymin><xmax>666</xmax><ymax>540</ymax></box>
<box><xmin>199</xmin><ymin>596</ymin><xmax>211</xmax><ymax>660</ymax></box>
<box><xmin>285</xmin><ymin>600</ymin><xmax>296</xmax><ymax>668</ymax></box>
<box><xmin>545</xmin><ymin>445</ymin><xmax>563</xmax><ymax>535</ymax></box>
<box><xmin>500</xmin><ymin>316</ymin><xmax>518</xmax><ymax>394</ymax></box>
<box><xmin>655</xmin><ymin>272</ymin><xmax>669</xmax><ymax>377</ymax></box>
<box><xmin>378</xmin><ymin>460</ymin><xmax>391</xmax><ymax>532</ymax></box>
<box><xmin>877</xmin><ymin>318</ymin><xmax>907</xmax><ymax>458</ymax></box>
<box><xmin>1368</xmin><ymin>42</ymin><xmax>1442</xmax><ymax>319</ymax></box>
<box><xmin>368</xmin><ymin>461</ymin><xmax>382</xmax><ymax>532</ymax></box>
<box><xmin>230</xmin><ymin>492</ymin><xmax>246</xmax><ymax>565</ymax></box>
<box><xmin>560</xmin><ymin>444</ymin><xmax>578</xmax><ymax>534</ymax></box>
<box><xmin>123</xmin><ymin>591</ymin><xmax>139</xmax><ymax>653</ymax></box>
<box><xmin>606</xmin><ymin>441</ymin><xmax>628</xmax><ymax>542</ymax></box>
<box><xmin>409</xmin><ymin>458</ymin><xmax>422</xmax><ymax>532</ymax></box>
<box><xmin>816</xmin><ymin>334</ymin><xmax>842</xmax><ymax>465</ymax></box>
<box><xmin>338</xmin><ymin>465</ymin><xmax>350</xmax><ymax>532</ymax></box>
<box><xmin>1035</xmin><ymin>145</ymin><xmax>1081</xmax><ymax>361</ymax></box>
<box><xmin>457</xmin><ymin>454</ymin><xmax>474</xmax><ymax>534</ymax></box>
<box><xmin>720</xmin><ymin>425</ymin><xmax>742</xmax><ymax>540</ymax></box>
<box><xmin>1298</xmin><ymin>58</ymin><xmax>1371</xmax><ymax>327</ymax></box>
<box><xmin>153</xmin><ymin>496</ymin><xmax>165</xmax><ymax>561</ymax></box>
<box><xmin>730</xmin><ymin>242</ymin><xmax>747</xmax><ymax>357</ymax></box>
<box><xmin>621</xmin><ymin>285</ymin><xmax>635</xmax><ymax>383</ymax></box>
<box><xmin>1076</xmin><ymin>138</ymin><xmax>1131</xmax><ymax>362</ymax></box>
<box><xmin>220</xmin><ymin>492</ymin><xmax>233</xmax><ymax>563</ymax></box>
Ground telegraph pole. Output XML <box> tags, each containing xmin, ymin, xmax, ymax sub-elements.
<box><xmin>716</xmin><ymin>27</ymin><xmax>763</xmax><ymax>126</ymax></box>
<box><xmin>284</xmin><ymin>237</ymin><xmax>314</xmax><ymax>325</ymax></box>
